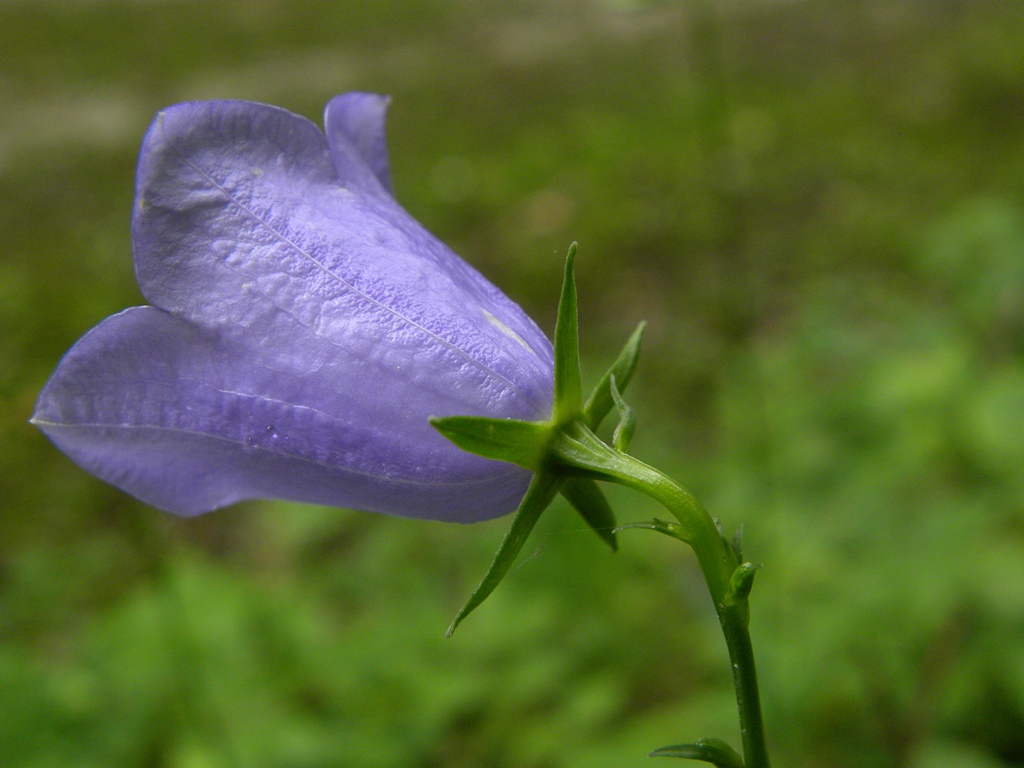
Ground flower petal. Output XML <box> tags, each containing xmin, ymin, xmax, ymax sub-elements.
<box><xmin>324</xmin><ymin>92</ymin><xmax>393</xmax><ymax>193</ymax></box>
<box><xmin>132</xmin><ymin>99</ymin><xmax>553</xmax><ymax>421</ymax></box>
<box><xmin>32</xmin><ymin>306</ymin><xmax>532</xmax><ymax>520</ymax></box>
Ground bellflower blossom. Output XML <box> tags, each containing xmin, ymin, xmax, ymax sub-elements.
<box><xmin>32</xmin><ymin>93</ymin><xmax>554</xmax><ymax>522</ymax></box>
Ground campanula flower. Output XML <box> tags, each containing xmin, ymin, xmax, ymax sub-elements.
<box><xmin>32</xmin><ymin>93</ymin><xmax>554</xmax><ymax>522</ymax></box>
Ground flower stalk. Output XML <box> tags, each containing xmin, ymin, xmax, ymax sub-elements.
<box><xmin>549</xmin><ymin>417</ymin><xmax>770</xmax><ymax>768</ymax></box>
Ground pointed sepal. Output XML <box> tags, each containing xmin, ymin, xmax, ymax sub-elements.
<box><xmin>430</xmin><ymin>416</ymin><xmax>552</xmax><ymax>471</ymax></box>
<box><xmin>553</xmin><ymin>243</ymin><xmax>583</xmax><ymax>422</ymax></box>
<box><xmin>650</xmin><ymin>738</ymin><xmax>744</xmax><ymax>768</ymax></box>
<box><xmin>560</xmin><ymin>477</ymin><xmax>617</xmax><ymax>551</ymax></box>
<box><xmin>609</xmin><ymin>374</ymin><xmax>636</xmax><ymax>453</ymax></box>
<box><xmin>583</xmin><ymin>320</ymin><xmax>646</xmax><ymax>430</ymax></box>
<box><xmin>446</xmin><ymin>472</ymin><xmax>561</xmax><ymax>636</ymax></box>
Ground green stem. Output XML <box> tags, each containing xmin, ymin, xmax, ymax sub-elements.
<box><xmin>719</xmin><ymin>603</ymin><xmax>770</xmax><ymax>768</ymax></box>
<box><xmin>616</xmin><ymin>462</ymin><xmax>769</xmax><ymax>768</ymax></box>
<box><xmin>552</xmin><ymin>423</ymin><xmax>770</xmax><ymax>768</ymax></box>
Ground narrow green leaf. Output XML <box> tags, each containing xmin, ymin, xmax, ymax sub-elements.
<box><xmin>650</xmin><ymin>737</ymin><xmax>744</xmax><ymax>768</ymax></box>
<box><xmin>447</xmin><ymin>472</ymin><xmax>561</xmax><ymax>637</ymax></box>
<box><xmin>553</xmin><ymin>243</ymin><xmax>582</xmax><ymax>422</ymax></box>
<box><xmin>609</xmin><ymin>374</ymin><xmax>636</xmax><ymax>453</ymax></box>
<box><xmin>560</xmin><ymin>477</ymin><xmax>617</xmax><ymax>551</ymax></box>
<box><xmin>431</xmin><ymin>416</ymin><xmax>552</xmax><ymax>471</ymax></box>
<box><xmin>583</xmin><ymin>320</ymin><xmax>646</xmax><ymax>430</ymax></box>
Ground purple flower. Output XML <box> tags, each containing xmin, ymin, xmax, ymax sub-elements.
<box><xmin>32</xmin><ymin>93</ymin><xmax>554</xmax><ymax>522</ymax></box>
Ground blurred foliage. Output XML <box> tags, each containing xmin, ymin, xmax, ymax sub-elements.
<box><xmin>2</xmin><ymin>0</ymin><xmax>1024</xmax><ymax>766</ymax></box>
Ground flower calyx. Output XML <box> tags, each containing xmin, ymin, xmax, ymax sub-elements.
<box><xmin>432</xmin><ymin>244</ymin><xmax>646</xmax><ymax>635</ymax></box>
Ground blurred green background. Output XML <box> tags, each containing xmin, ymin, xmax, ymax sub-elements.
<box><xmin>3</xmin><ymin>1</ymin><xmax>1024</xmax><ymax>766</ymax></box>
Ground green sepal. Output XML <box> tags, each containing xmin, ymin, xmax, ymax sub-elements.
<box><xmin>583</xmin><ymin>320</ymin><xmax>646</xmax><ymax>430</ymax></box>
<box><xmin>609</xmin><ymin>374</ymin><xmax>636</xmax><ymax>453</ymax></box>
<box><xmin>649</xmin><ymin>737</ymin><xmax>744</xmax><ymax>768</ymax></box>
<box><xmin>560</xmin><ymin>477</ymin><xmax>617</xmax><ymax>551</ymax></box>
<box><xmin>722</xmin><ymin>562</ymin><xmax>759</xmax><ymax>608</ymax></box>
<box><xmin>435</xmin><ymin>244</ymin><xmax>652</xmax><ymax>635</ymax></box>
<box><xmin>430</xmin><ymin>416</ymin><xmax>552</xmax><ymax>472</ymax></box>
<box><xmin>553</xmin><ymin>243</ymin><xmax>583</xmax><ymax>422</ymax></box>
<box><xmin>446</xmin><ymin>472</ymin><xmax>561</xmax><ymax>637</ymax></box>
<box><xmin>614</xmin><ymin>517</ymin><xmax>689</xmax><ymax>543</ymax></box>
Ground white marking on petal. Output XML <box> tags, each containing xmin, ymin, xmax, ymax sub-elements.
<box><xmin>484</xmin><ymin>309</ymin><xmax>532</xmax><ymax>351</ymax></box>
